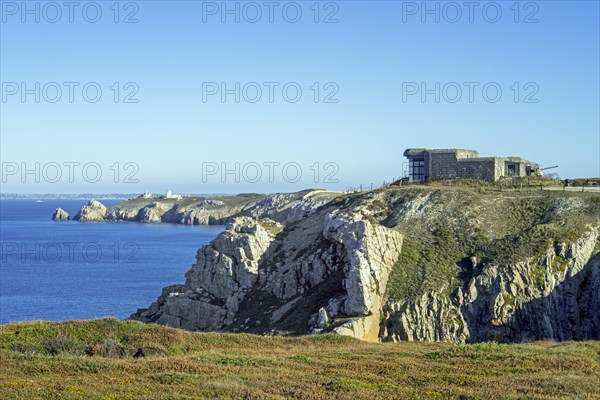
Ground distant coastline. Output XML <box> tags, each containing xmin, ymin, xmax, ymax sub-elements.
<box><xmin>0</xmin><ymin>193</ymin><xmax>229</xmax><ymax>200</ymax></box>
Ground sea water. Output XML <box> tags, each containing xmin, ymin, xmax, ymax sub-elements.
<box><xmin>0</xmin><ymin>199</ymin><xmax>223</xmax><ymax>323</ymax></box>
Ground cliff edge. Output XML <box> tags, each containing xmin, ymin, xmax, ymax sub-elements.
<box><xmin>131</xmin><ymin>188</ymin><xmax>600</xmax><ymax>343</ymax></box>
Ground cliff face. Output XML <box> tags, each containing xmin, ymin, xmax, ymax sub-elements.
<box><xmin>72</xmin><ymin>199</ymin><xmax>107</xmax><ymax>221</ymax></box>
<box><xmin>135</xmin><ymin>217</ymin><xmax>278</xmax><ymax>331</ymax></box>
<box><xmin>381</xmin><ymin>229</ymin><xmax>600</xmax><ymax>343</ymax></box>
<box><xmin>131</xmin><ymin>188</ymin><xmax>600</xmax><ymax>343</ymax></box>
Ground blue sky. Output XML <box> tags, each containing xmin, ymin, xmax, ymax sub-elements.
<box><xmin>1</xmin><ymin>0</ymin><xmax>599</xmax><ymax>194</ymax></box>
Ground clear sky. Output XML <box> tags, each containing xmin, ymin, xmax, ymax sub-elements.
<box><xmin>1</xmin><ymin>0</ymin><xmax>599</xmax><ymax>194</ymax></box>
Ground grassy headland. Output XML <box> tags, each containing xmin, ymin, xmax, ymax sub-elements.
<box><xmin>1</xmin><ymin>319</ymin><xmax>599</xmax><ymax>399</ymax></box>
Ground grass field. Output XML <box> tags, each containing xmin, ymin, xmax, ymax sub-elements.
<box><xmin>1</xmin><ymin>319</ymin><xmax>599</xmax><ymax>399</ymax></box>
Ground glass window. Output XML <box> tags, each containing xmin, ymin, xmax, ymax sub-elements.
<box><xmin>409</xmin><ymin>159</ymin><xmax>425</xmax><ymax>181</ymax></box>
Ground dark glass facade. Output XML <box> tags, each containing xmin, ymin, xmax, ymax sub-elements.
<box><xmin>409</xmin><ymin>159</ymin><xmax>425</xmax><ymax>181</ymax></box>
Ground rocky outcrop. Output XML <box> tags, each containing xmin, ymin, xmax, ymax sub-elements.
<box><xmin>378</xmin><ymin>195</ymin><xmax>600</xmax><ymax>344</ymax></box>
<box><xmin>73</xmin><ymin>200</ymin><xmax>107</xmax><ymax>221</ymax></box>
<box><xmin>380</xmin><ymin>230</ymin><xmax>600</xmax><ymax>343</ymax></box>
<box><xmin>72</xmin><ymin>190</ymin><xmax>337</xmax><ymax>226</ymax></box>
<box><xmin>51</xmin><ymin>208</ymin><xmax>69</xmax><ymax>221</ymax></box>
<box><xmin>322</xmin><ymin>208</ymin><xmax>403</xmax><ymax>340</ymax></box>
<box><xmin>132</xmin><ymin>198</ymin><xmax>404</xmax><ymax>341</ymax></box>
<box><xmin>131</xmin><ymin>189</ymin><xmax>600</xmax><ymax>343</ymax></box>
<box><xmin>132</xmin><ymin>217</ymin><xmax>278</xmax><ymax>330</ymax></box>
<box><xmin>137</xmin><ymin>202</ymin><xmax>172</xmax><ymax>223</ymax></box>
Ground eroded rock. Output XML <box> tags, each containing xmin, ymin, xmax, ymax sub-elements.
<box><xmin>131</xmin><ymin>189</ymin><xmax>600</xmax><ymax>343</ymax></box>
<box><xmin>52</xmin><ymin>208</ymin><xmax>69</xmax><ymax>221</ymax></box>
<box><xmin>73</xmin><ymin>199</ymin><xmax>107</xmax><ymax>221</ymax></box>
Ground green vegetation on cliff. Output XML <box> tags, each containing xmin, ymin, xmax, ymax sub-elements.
<box><xmin>380</xmin><ymin>188</ymin><xmax>600</xmax><ymax>302</ymax></box>
<box><xmin>1</xmin><ymin>319</ymin><xmax>599</xmax><ymax>399</ymax></box>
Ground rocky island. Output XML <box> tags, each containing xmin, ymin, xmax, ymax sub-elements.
<box><xmin>51</xmin><ymin>207</ymin><xmax>69</xmax><ymax>221</ymax></box>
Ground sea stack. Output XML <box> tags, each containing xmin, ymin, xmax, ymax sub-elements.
<box><xmin>52</xmin><ymin>208</ymin><xmax>69</xmax><ymax>221</ymax></box>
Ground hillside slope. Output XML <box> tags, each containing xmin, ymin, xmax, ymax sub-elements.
<box><xmin>131</xmin><ymin>187</ymin><xmax>600</xmax><ymax>343</ymax></box>
<box><xmin>1</xmin><ymin>319</ymin><xmax>598</xmax><ymax>399</ymax></box>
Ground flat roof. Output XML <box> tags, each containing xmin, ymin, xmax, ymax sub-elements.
<box><xmin>403</xmin><ymin>148</ymin><xmax>478</xmax><ymax>156</ymax></box>
<box><xmin>404</xmin><ymin>148</ymin><xmax>537</xmax><ymax>165</ymax></box>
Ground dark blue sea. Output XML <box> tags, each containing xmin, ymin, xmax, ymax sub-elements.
<box><xmin>0</xmin><ymin>200</ymin><xmax>223</xmax><ymax>324</ymax></box>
